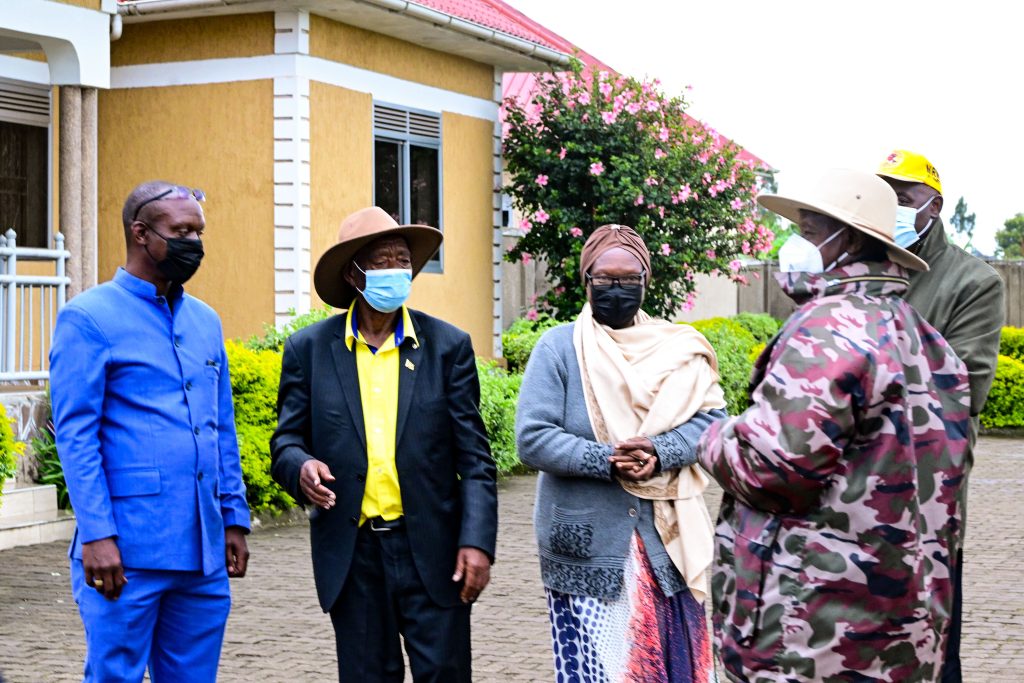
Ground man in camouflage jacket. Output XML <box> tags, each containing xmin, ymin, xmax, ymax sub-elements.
<box><xmin>698</xmin><ymin>261</ymin><xmax>971</xmax><ymax>682</ymax></box>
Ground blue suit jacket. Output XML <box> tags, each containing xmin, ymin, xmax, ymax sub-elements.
<box><xmin>49</xmin><ymin>269</ymin><xmax>250</xmax><ymax>574</ymax></box>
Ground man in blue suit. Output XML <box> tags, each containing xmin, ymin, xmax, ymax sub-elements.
<box><xmin>50</xmin><ymin>180</ymin><xmax>251</xmax><ymax>683</ymax></box>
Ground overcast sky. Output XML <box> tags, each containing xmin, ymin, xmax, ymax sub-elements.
<box><xmin>505</xmin><ymin>0</ymin><xmax>1022</xmax><ymax>254</ymax></box>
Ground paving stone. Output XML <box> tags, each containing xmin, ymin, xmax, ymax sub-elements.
<box><xmin>1</xmin><ymin>437</ymin><xmax>1022</xmax><ymax>681</ymax></box>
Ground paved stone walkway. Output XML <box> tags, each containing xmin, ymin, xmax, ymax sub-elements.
<box><xmin>1</xmin><ymin>437</ymin><xmax>1023</xmax><ymax>681</ymax></box>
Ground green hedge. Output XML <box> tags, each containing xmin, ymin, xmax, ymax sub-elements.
<box><xmin>502</xmin><ymin>315</ymin><xmax>561</xmax><ymax>373</ymax></box>
<box><xmin>731</xmin><ymin>312</ymin><xmax>783</xmax><ymax>345</ymax></box>
<box><xmin>686</xmin><ymin>317</ymin><xmax>758</xmax><ymax>414</ymax></box>
<box><xmin>978</xmin><ymin>328</ymin><xmax>1024</xmax><ymax>429</ymax></box>
<box><xmin>477</xmin><ymin>359</ymin><xmax>525</xmax><ymax>476</ymax></box>
<box><xmin>980</xmin><ymin>354</ymin><xmax>1024</xmax><ymax>429</ymax></box>
<box><xmin>225</xmin><ymin>341</ymin><xmax>294</xmax><ymax>513</ymax></box>
<box><xmin>0</xmin><ymin>403</ymin><xmax>23</xmax><ymax>509</ymax></box>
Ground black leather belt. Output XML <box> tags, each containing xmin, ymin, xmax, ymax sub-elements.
<box><xmin>366</xmin><ymin>516</ymin><xmax>405</xmax><ymax>532</ymax></box>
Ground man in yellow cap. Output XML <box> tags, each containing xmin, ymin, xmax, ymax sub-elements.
<box><xmin>878</xmin><ymin>150</ymin><xmax>1005</xmax><ymax>682</ymax></box>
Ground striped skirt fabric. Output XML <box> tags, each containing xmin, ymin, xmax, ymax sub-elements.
<box><xmin>545</xmin><ymin>533</ymin><xmax>716</xmax><ymax>683</ymax></box>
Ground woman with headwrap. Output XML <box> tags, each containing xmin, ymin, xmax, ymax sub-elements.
<box><xmin>515</xmin><ymin>224</ymin><xmax>727</xmax><ymax>682</ymax></box>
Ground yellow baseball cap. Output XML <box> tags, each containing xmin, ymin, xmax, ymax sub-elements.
<box><xmin>877</xmin><ymin>150</ymin><xmax>942</xmax><ymax>195</ymax></box>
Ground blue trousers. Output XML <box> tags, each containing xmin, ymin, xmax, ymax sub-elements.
<box><xmin>71</xmin><ymin>559</ymin><xmax>231</xmax><ymax>683</ymax></box>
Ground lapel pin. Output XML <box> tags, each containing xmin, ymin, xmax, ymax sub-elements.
<box><xmin>405</xmin><ymin>359</ymin><xmax>415</xmax><ymax>371</ymax></box>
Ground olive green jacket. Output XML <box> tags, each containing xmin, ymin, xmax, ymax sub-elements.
<box><xmin>905</xmin><ymin>218</ymin><xmax>1005</xmax><ymax>419</ymax></box>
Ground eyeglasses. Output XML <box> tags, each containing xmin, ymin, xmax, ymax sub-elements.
<box><xmin>586</xmin><ymin>271</ymin><xmax>646</xmax><ymax>289</ymax></box>
<box><xmin>132</xmin><ymin>186</ymin><xmax>206</xmax><ymax>222</ymax></box>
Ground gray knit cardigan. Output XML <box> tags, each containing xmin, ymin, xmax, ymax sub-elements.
<box><xmin>514</xmin><ymin>322</ymin><xmax>726</xmax><ymax>600</ymax></box>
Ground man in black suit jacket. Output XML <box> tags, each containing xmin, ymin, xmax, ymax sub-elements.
<box><xmin>271</xmin><ymin>207</ymin><xmax>498</xmax><ymax>682</ymax></box>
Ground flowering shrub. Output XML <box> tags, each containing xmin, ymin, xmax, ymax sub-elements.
<box><xmin>503</xmin><ymin>59</ymin><xmax>773</xmax><ymax>320</ymax></box>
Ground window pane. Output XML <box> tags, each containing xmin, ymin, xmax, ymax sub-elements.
<box><xmin>374</xmin><ymin>139</ymin><xmax>401</xmax><ymax>222</ymax></box>
<box><xmin>409</xmin><ymin>144</ymin><xmax>439</xmax><ymax>228</ymax></box>
<box><xmin>0</xmin><ymin>121</ymin><xmax>47</xmax><ymax>248</ymax></box>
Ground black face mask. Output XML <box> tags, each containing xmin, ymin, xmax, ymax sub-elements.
<box><xmin>146</xmin><ymin>229</ymin><xmax>204</xmax><ymax>284</ymax></box>
<box><xmin>590</xmin><ymin>284</ymin><xmax>644</xmax><ymax>329</ymax></box>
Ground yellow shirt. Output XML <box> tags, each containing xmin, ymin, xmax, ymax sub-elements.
<box><xmin>345</xmin><ymin>305</ymin><xmax>417</xmax><ymax>525</ymax></box>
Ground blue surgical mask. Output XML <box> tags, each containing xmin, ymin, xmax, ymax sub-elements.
<box><xmin>778</xmin><ymin>227</ymin><xmax>847</xmax><ymax>274</ymax></box>
<box><xmin>893</xmin><ymin>196</ymin><xmax>936</xmax><ymax>248</ymax></box>
<box><xmin>355</xmin><ymin>265</ymin><xmax>412</xmax><ymax>313</ymax></box>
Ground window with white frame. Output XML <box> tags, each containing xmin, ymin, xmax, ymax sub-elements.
<box><xmin>0</xmin><ymin>78</ymin><xmax>50</xmax><ymax>249</ymax></box>
<box><xmin>373</xmin><ymin>103</ymin><xmax>442</xmax><ymax>271</ymax></box>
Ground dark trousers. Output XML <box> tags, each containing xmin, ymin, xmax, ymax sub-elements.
<box><xmin>329</xmin><ymin>522</ymin><xmax>471</xmax><ymax>683</ymax></box>
<box><xmin>940</xmin><ymin>549</ymin><xmax>964</xmax><ymax>682</ymax></box>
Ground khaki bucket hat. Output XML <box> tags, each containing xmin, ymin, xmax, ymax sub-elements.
<box><xmin>757</xmin><ymin>168</ymin><xmax>928</xmax><ymax>272</ymax></box>
<box><xmin>313</xmin><ymin>207</ymin><xmax>443</xmax><ymax>308</ymax></box>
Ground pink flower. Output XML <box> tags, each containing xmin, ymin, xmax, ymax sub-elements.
<box><xmin>569</xmin><ymin>226</ymin><xmax>583</xmax><ymax>238</ymax></box>
<box><xmin>729</xmin><ymin>259</ymin><xmax>742</xmax><ymax>272</ymax></box>
<box><xmin>660</xmin><ymin>243</ymin><xmax>672</xmax><ymax>256</ymax></box>
<box><xmin>658</xmin><ymin>206</ymin><xmax>665</xmax><ymax>218</ymax></box>
<box><xmin>601</xmin><ymin>110</ymin><xmax>617</xmax><ymax>125</ymax></box>
<box><xmin>706</xmin><ymin>249</ymin><xmax>716</xmax><ymax>259</ymax></box>
<box><xmin>533</xmin><ymin>209</ymin><xmax>549</xmax><ymax>224</ymax></box>
<box><xmin>599</xmin><ymin>81</ymin><xmax>613</xmax><ymax>99</ymax></box>
<box><xmin>559</xmin><ymin>147</ymin><xmax>567</xmax><ymax>160</ymax></box>
<box><xmin>535</xmin><ymin>174</ymin><xmax>549</xmax><ymax>186</ymax></box>
<box><xmin>589</xmin><ymin>162</ymin><xmax>605</xmax><ymax>176</ymax></box>
<box><xmin>522</xmin><ymin>252</ymin><xmax>533</xmax><ymax>265</ymax></box>
<box><xmin>525</xmin><ymin>308</ymin><xmax>538</xmax><ymax>321</ymax></box>
<box><xmin>626</xmin><ymin>102</ymin><xmax>642</xmax><ymax>115</ymax></box>
<box><xmin>634</xmin><ymin>194</ymin><xmax>645</xmax><ymax>206</ymax></box>
<box><xmin>658</xmin><ymin>126</ymin><xmax>670</xmax><ymax>142</ymax></box>
<box><xmin>645</xmin><ymin>177</ymin><xmax>659</xmax><ymax>186</ymax></box>
<box><xmin>577</xmin><ymin>90</ymin><xmax>591</xmax><ymax>106</ymax></box>
<box><xmin>646</xmin><ymin>100</ymin><xmax>660</xmax><ymax>113</ymax></box>
<box><xmin>654</xmin><ymin>148</ymin><xmax>667</xmax><ymax>160</ymax></box>
<box><xmin>730</xmin><ymin>197</ymin><xmax>744</xmax><ymax>211</ymax></box>
<box><xmin>519</xmin><ymin>219</ymin><xmax>532</xmax><ymax>232</ymax></box>
<box><xmin>682</xmin><ymin>291</ymin><xmax>697</xmax><ymax>312</ymax></box>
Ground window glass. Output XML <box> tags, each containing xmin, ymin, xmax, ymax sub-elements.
<box><xmin>0</xmin><ymin>121</ymin><xmax>47</xmax><ymax>248</ymax></box>
<box><xmin>409</xmin><ymin>144</ymin><xmax>439</xmax><ymax>228</ymax></box>
<box><xmin>374</xmin><ymin>139</ymin><xmax>401</xmax><ymax>223</ymax></box>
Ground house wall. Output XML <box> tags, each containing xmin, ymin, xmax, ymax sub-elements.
<box><xmin>110</xmin><ymin>13</ymin><xmax>275</xmax><ymax>66</ymax></box>
<box><xmin>96</xmin><ymin>80</ymin><xmax>276</xmax><ymax>338</ymax></box>
<box><xmin>88</xmin><ymin>10</ymin><xmax>498</xmax><ymax>350</ymax></box>
<box><xmin>308</xmin><ymin>15</ymin><xmax>493</xmax><ymax>100</ymax></box>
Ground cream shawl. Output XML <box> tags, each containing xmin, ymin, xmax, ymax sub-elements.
<box><xmin>573</xmin><ymin>304</ymin><xmax>726</xmax><ymax>602</ymax></box>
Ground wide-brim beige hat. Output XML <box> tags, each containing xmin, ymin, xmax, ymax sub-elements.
<box><xmin>313</xmin><ymin>206</ymin><xmax>443</xmax><ymax>308</ymax></box>
<box><xmin>757</xmin><ymin>168</ymin><xmax>929</xmax><ymax>272</ymax></box>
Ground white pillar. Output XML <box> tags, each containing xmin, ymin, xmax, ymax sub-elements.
<box><xmin>272</xmin><ymin>10</ymin><xmax>312</xmax><ymax>326</ymax></box>
<box><xmin>80</xmin><ymin>86</ymin><xmax>98</xmax><ymax>289</ymax></box>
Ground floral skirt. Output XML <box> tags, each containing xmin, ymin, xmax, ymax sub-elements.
<box><xmin>546</xmin><ymin>534</ymin><xmax>715</xmax><ymax>683</ymax></box>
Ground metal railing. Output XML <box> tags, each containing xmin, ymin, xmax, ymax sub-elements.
<box><xmin>0</xmin><ymin>230</ymin><xmax>70</xmax><ymax>382</ymax></box>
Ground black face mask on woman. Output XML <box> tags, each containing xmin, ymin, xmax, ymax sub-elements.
<box><xmin>590</xmin><ymin>283</ymin><xmax>644</xmax><ymax>329</ymax></box>
<box><xmin>146</xmin><ymin>229</ymin><xmax>205</xmax><ymax>284</ymax></box>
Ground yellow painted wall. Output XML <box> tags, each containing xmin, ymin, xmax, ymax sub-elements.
<box><xmin>0</xmin><ymin>51</ymin><xmax>47</xmax><ymax>62</ymax></box>
<box><xmin>309</xmin><ymin>81</ymin><xmax>374</xmax><ymax>285</ymax></box>
<box><xmin>111</xmin><ymin>13</ymin><xmax>274</xmax><ymax>66</ymax></box>
<box><xmin>309</xmin><ymin>15</ymin><xmax>493</xmax><ymax>101</ymax></box>
<box><xmin>309</xmin><ymin>85</ymin><xmax>495</xmax><ymax>355</ymax></box>
<box><xmin>97</xmin><ymin>80</ymin><xmax>275</xmax><ymax>339</ymax></box>
<box><xmin>51</xmin><ymin>0</ymin><xmax>102</xmax><ymax>9</ymax></box>
<box><xmin>407</xmin><ymin>113</ymin><xmax>494</xmax><ymax>356</ymax></box>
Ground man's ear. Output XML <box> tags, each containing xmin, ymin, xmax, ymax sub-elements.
<box><xmin>930</xmin><ymin>194</ymin><xmax>944</xmax><ymax>218</ymax></box>
<box><xmin>342</xmin><ymin>261</ymin><xmax>357</xmax><ymax>289</ymax></box>
<box><xmin>130</xmin><ymin>221</ymin><xmax>148</xmax><ymax>246</ymax></box>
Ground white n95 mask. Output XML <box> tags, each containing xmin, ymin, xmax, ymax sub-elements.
<box><xmin>778</xmin><ymin>227</ymin><xmax>847</xmax><ymax>274</ymax></box>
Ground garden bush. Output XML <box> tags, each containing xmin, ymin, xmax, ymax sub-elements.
<box><xmin>999</xmin><ymin>326</ymin><xmax>1024</xmax><ymax>363</ymax></box>
<box><xmin>502</xmin><ymin>315</ymin><xmax>562</xmax><ymax>373</ymax></box>
<box><xmin>980</xmin><ymin>354</ymin><xmax>1024</xmax><ymax>429</ymax></box>
<box><xmin>225</xmin><ymin>340</ymin><xmax>294</xmax><ymax>513</ymax></box>
<box><xmin>688</xmin><ymin>317</ymin><xmax>758</xmax><ymax>414</ymax></box>
<box><xmin>477</xmin><ymin>359</ymin><xmax>525</xmax><ymax>475</ymax></box>
<box><xmin>31</xmin><ymin>419</ymin><xmax>71</xmax><ymax>510</ymax></box>
<box><xmin>731</xmin><ymin>312</ymin><xmax>782</xmax><ymax>345</ymax></box>
<box><xmin>246</xmin><ymin>306</ymin><xmax>334</xmax><ymax>352</ymax></box>
<box><xmin>0</xmin><ymin>403</ymin><xmax>25</xmax><ymax>508</ymax></box>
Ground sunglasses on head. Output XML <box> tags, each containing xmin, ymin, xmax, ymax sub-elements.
<box><xmin>132</xmin><ymin>186</ymin><xmax>206</xmax><ymax>222</ymax></box>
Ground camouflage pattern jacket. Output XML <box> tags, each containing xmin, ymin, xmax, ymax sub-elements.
<box><xmin>696</xmin><ymin>261</ymin><xmax>971</xmax><ymax>682</ymax></box>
